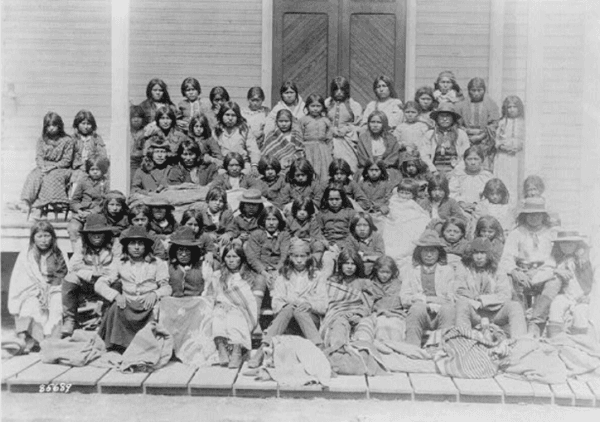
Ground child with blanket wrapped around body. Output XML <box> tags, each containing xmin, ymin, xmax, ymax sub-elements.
<box><xmin>322</xmin><ymin>249</ymin><xmax>383</xmax><ymax>354</ymax></box>
<box><xmin>96</xmin><ymin>226</ymin><xmax>171</xmax><ymax>352</ymax></box>
<box><xmin>454</xmin><ymin>237</ymin><xmax>527</xmax><ymax>339</ymax></box>
<box><xmin>249</xmin><ymin>238</ymin><xmax>328</xmax><ymax>368</ymax></box>
<box><xmin>203</xmin><ymin>243</ymin><xmax>259</xmax><ymax>368</ymax></box>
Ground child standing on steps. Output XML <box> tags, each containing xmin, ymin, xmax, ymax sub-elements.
<box><xmin>299</xmin><ymin>94</ymin><xmax>333</xmax><ymax>182</ymax></box>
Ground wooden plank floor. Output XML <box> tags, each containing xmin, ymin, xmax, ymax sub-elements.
<box><xmin>2</xmin><ymin>354</ymin><xmax>600</xmax><ymax>406</ymax></box>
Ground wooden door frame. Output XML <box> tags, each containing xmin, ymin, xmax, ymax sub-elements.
<box><xmin>271</xmin><ymin>0</ymin><xmax>407</xmax><ymax>107</ymax></box>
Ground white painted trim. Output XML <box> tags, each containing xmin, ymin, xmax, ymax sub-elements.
<box><xmin>261</xmin><ymin>0</ymin><xmax>273</xmax><ymax>107</ymax></box>
<box><xmin>580</xmin><ymin>3</ymin><xmax>600</xmax><ymax>233</ymax></box>
<box><xmin>488</xmin><ymin>0</ymin><xmax>505</xmax><ymax>103</ymax></box>
<box><xmin>405</xmin><ymin>0</ymin><xmax>417</xmax><ymax>100</ymax></box>
<box><xmin>523</xmin><ymin>0</ymin><xmax>543</xmax><ymax>175</ymax></box>
<box><xmin>110</xmin><ymin>0</ymin><xmax>130</xmax><ymax>195</ymax></box>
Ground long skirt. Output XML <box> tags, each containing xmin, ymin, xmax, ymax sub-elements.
<box><xmin>99</xmin><ymin>300</ymin><xmax>154</xmax><ymax>350</ymax></box>
<box><xmin>211</xmin><ymin>303</ymin><xmax>252</xmax><ymax>350</ymax></box>
<box><xmin>494</xmin><ymin>151</ymin><xmax>520</xmax><ymax>199</ymax></box>
<box><xmin>332</xmin><ymin>136</ymin><xmax>358</xmax><ymax>174</ymax></box>
<box><xmin>21</xmin><ymin>167</ymin><xmax>71</xmax><ymax>208</ymax></box>
<box><xmin>304</xmin><ymin>140</ymin><xmax>333</xmax><ymax>184</ymax></box>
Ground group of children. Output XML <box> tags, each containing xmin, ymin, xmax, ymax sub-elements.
<box><xmin>8</xmin><ymin>71</ymin><xmax>596</xmax><ymax>372</ymax></box>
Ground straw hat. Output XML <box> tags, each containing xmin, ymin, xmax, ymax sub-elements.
<box><xmin>169</xmin><ymin>227</ymin><xmax>201</xmax><ymax>248</ymax></box>
<box><xmin>119</xmin><ymin>226</ymin><xmax>154</xmax><ymax>248</ymax></box>
<box><xmin>239</xmin><ymin>189</ymin><xmax>264</xmax><ymax>205</ymax></box>
<box><xmin>430</xmin><ymin>102</ymin><xmax>462</xmax><ymax>122</ymax></box>
<box><xmin>413</xmin><ymin>230</ymin><xmax>445</xmax><ymax>247</ymax></box>
<box><xmin>79</xmin><ymin>214</ymin><xmax>114</xmax><ymax>233</ymax></box>
<box><xmin>517</xmin><ymin>197</ymin><xmax>548</xmax><ymax>216</ymax></box>
<box><xmin>552</xmin><ymin>230</ymin><xmax>587</xmax><ymax>244</ymax></box>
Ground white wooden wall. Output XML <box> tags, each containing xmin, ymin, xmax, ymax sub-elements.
<box><xmin>128</xmin><ymin>0</ymin><xmax>263</xmax><ymax>107</ymax></box>
<box><xmin>1</xmin><ymin>0</ymin><xmax>112</xmax><ymax>203</ymax></box>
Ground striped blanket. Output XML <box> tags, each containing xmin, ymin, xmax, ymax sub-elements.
<box><xmin>261</xmin><ymin>127</ymin><xmax>304</xmax><ymax>169</ymax></box>
<box><xmin>321</xmin><ymin>279</ymin><xmax>375</xmax><ymax>338</ymax></box>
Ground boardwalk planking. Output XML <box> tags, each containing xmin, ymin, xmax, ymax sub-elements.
<box><xmin>367</xmin><ymin>373</ymin><xmax>413</xmax><ymax>401</ymax></box>
<box><xmin>7</xmin><ymin>361</ymin><xmax>71</xmax><ymax>393</ymax></box>
<box><xmin>567</xmin><ymin>379</ymin><xmax>595</xmax><ymax>407</ymax></box>
<box><xmin>98</xmin><ymin>369</ymin><xmax>150</xmax><ymax>394</ymax></box>
<box><xmin>143</xmin><ymin>362</ymin><xmax>197</xmax><ymax>396</ymax></box>
<box><xmin>233</xmin><ymin>362</ymin><xmax>278</xmax><ymax>398</ymax></box>
<box><xmin>530</xmin><ymin>381</ymin><xmax>554</xmax><ymax>404</ymax></box>
<box><xmin>586</xmin><ymin>378</ymin><xmax>600</xmax><ymax>407</ymax></box>
<box><xmin>409</xmin><ymin>373</ymin><xmax>459</xmax><ymax>402</ymax></box>
<box><xmin>53</xmin><ymin>366</ymin><xmax>110</xmax><ymax>394</ymax></box>
<box><xmin>453</xmin><ymin>377</ymin><xmax>504</xmax><ymax>403</ymax></box>
<box><xmin>1</xmin><ymin>353</ymin><xmax>40</xmax><ymax>387</ymax></box>
<box><xmin>188</xmin><ymin>365</ymin><xmax>239</xmax><ymax>396</ymax></box>
<box><xmin>323</xmin><ymin>374</ymin><xmax>368</xmax><ymax>399</ymax></box>
<box><xmin>495</xmin><ymin>375</ymin><xmax>535</xmax><ymax>404</ymax></box>
<box><xmin>550</xmin><ymin>382</ymin><xmax>575</xmax><ymax>406</ymax></box>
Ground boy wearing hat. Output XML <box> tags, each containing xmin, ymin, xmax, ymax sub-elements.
<box><xmin>499</xmin><ymin>197</ymin><xmax>558</xmax><ymax>337</ymax></box>
<box><xmin>544</xmin><ymin>231</ymin><xmax>595</xmax><ymax>337</ymax></box>
<box><xmin>224</xmin><ymin>189</ymin><xmax>265</xmax><ymax>246</ymax></box>
<box><xmin>168</xmin><ymin>226</ymin><xmax>205</xmax><ymax>297</ymax></box>
<box><xmin>400</xmin><ymin>229</ymin><xmax>457</xmax><ymax>346</ymax></box>
<box><xmin>132</xmin><ymin>136</ymin><xmax>185</xmax><ymax>194</ymax></box>
<box><xmin>455</xmin><ymin>237</ymin><xmax>527</xmax><ymax>338</ymax></box>
<box><xmin>420</xmin><ymin>103</ymin><xmax>470</xmax><ymax>174</ymax></box>
<box><xmin>62</xmin><ymin>214</ymin><xmax>119</xmax><ymax>337</ymax></box>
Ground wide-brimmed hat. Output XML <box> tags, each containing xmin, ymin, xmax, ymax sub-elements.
<box><xmin>414</xmin><ymin>229</ymin><xmax>445</xmax><ymax>247</ymax></box>
<box><xmin>145</xmin><ymin>196</ymin><xmax>174</xmax><ymax>209</ymax></box>
<box><xmin>430</xmin><ymin>102</ymin><xmax>461</xmax><ymax>122</ymax></box>
<box><xmin>552</xmin><ymin>230</ymin><xmax>587</xmax><ymax>244</ymax></box>
<box><xmin>169</xmin><ymin>226</ymin><xmax>201</xmax><ymax>248</ymax></box>
<box><xmin>119</xmin><ymin>226</ymin><xmax>154</xmax><ymax>247</ymax></box>
<box><xmin>80</xmin><ymin>214</ymin><xmax>114</xmax><ymax>233</ymax></box>
<box><xmin>399</xmin><ymin>147</ymin><xmax>422</xmax><ymax>165</ymax></box>
<box><xmin>517</xmin><ymin>197</ymin><xmax>548</xmax><ymax>216</ymax></box>
<box><xmin>146</xmin><ymin>137</ymin><xmax>171</xmax><ymax>152</ymax></box>
<box><xmin>239</xmin><ymin>189</ymin><xmax>264</xmax><ymax>205</ymax></box>
<box><xmin>469</xmin><ymin>237</ymin><xmax>493</xmax><ymax>253</ymax></box>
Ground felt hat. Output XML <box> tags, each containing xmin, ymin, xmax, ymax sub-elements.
<box><xmin>79</xmin><ymin>214</ymin><xmax>114</xmax><ymax>233</ymax></box>
<box><xmin>399</xmin><ymin>147</ymin><xmax>422</xmax><ymax>165</ymax></box>
<box><xmin>517</xmin><ymin>197</ymin><xmax>548</xmax><ymax>216</ymax></box>
<box><xmin>469</xmin><ymin>237</ymin><xmax>493</xmax><ymax>253</ymax></box>
<box><xmin>413</xmin><ymin>229</ymin><xmax>445</xmax><ymax>248</ymax></box>
<box><xmin>169</xmin><ymin>226</ymin><xmax>201</xmax><ymax>248</ymax></box>
<box><xmin>239</xmin><ymin>189</ymin><xmax>264</xmax><ymax>205</ymax></box>
<box><xmin>145</xmin><ymin>196</ymin><xmax>175</xmax><ymax>209</ymax></box>
<box><xmin>552</xmin><ymin>230</ymin><xmax>587</xmax><ymax>243</ymax></box>
<box><xmin>119</xmin><ymin>226</ymin><xmax>154</xmax><ymax>248</ymax></box>
<box><xmin>146</xmin><ymin>137</ymin><xmax>171</xmax><ymax>152</ymax></box>
<box><xmin>430</xmin><ymin>102</ymin><xmax>462</xmax><ymax>122</ymax></box>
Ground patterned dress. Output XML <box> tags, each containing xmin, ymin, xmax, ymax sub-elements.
<box><xmin>21</xmin><ymin>135</ymin><xmax>75</xmax><ymax>208</ymax></box>
<box><xmin>326</xmin><ymin>98</ymin><xmax>363</xmax><ymax>174</ymax></box>
<box><xmin>299</xmin><ymin>115</ymin><xmax>332</xmax><ymax>182</ymax></box>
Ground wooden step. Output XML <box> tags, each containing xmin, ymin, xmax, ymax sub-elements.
<box><xmin>453</xmin><ymin>377</ymin><xmax>504</xmax><ymax>404</ymax></box>
<box><xmin>409</xmin><ymin>373</ymin><xmax>458</xmax><ymax>402</ymax></box>
<box><xmin>1</xmin><ymin>353</ymin><xmax>41</xmax><ymax>388</ymax></box>
<box><xmin>567</xmin><ymin>379</ymin><xmax>595</xmax><ymax>407</ymax></box>
<box><xmin>7</xmin><ymin>361</ymin><xmax>71</xmax><ymax>393</ymax></box>
<box><xmin>367</xmin><ymin>373</ymin><xmax>413</xmax><ymax>401</ymax></box>
<box><xmin>495</xmin><ymin>375</ymin><xmax>535</xmax><ymax>404</ymax></box>
<box><xmin>233</xmin><ymin>362</ymin><xmax>278</xmax><ymax>398</ymax></box>
<box><xmin>143</xmin><ymin>361</ymin><xmax>197</xmax><ymax>396</ymax></box>
<box><xmin>98</xmin><ymin>369</ymin><xmax>150</xmax><ymax>394</ymax></box>
<box><xmin>53</xmin><ymin>366</ymin><xmax>110</xmax><ymax>394</ymax></box>
<box><xmin>188</xmin><ymin>365</ymin><xmax>238</xmax><ymax>396</ymax></box>
<box><xmin>551</xmin><ymin>382</ymin><xmax>574</xmax><ymax>406</ymax></box>
<box><xmin>323</xmin><ymin>375</ymin><xmax>368</xmax><ymax>399</ymax></box>
<box><xmin>530</xmin><ymin>381</ymin><xmax>554</xmax><ymax>405</ymax></box>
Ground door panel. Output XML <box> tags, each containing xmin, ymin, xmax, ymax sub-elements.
<box><xmin>282</xmin><ymin>14</ymin><xmax>330</xmax><ymax>100</ymax></box>
<box><xmin>349</xmin><ymin>14</ymin><xmax>396</xmax><ymax>106</ymax></box>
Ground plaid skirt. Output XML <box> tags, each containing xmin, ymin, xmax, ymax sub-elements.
<box><xmin>21</xmin><ymin>167</ymin><xmax>72</xmax><ymax>208</ymax></box>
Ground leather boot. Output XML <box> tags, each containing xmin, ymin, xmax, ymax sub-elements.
<box><xmin>248</xmin><ymin>343</ymin><xmax>266</xmax><ymax>368</ymax></box>
<box><xmin>229</xmin><ymin>344</ymin><xmax>243</xmax><ymax>369</ymax></box>
<box><xmin>61</xmin><ymin>317</ymin><xmax>75</xmax><ymax>338</ymax></box>
<box><xmin>215</xmin><ymin>337</ymin><xmax>229</xmax><ymax>366</ymax></box>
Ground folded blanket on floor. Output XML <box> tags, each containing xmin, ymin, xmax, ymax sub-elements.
<box><xmin>41</xmin><ymin>330</ymin><xmax>106</xmax><ymax>367</ymax></box>
<box><xmin>158</xmin><ymin>296</ymin><xmax>217</xmax><ymax>367</ymax></box>
<box><xmin>500</xmin><ymin>337</ymin><xmax>568</xmax><ymax>384</ymax></box>
<box><xmin>375</xmin><ymin>340</ymin><xmax>437</xmax><ymax>373</ymax></box>
<box><xmin>260</xmin><ymin>335</ymin><xmax>331</xmax><ymax>387</ymax></box>
<box><xmin>545</xmin><ymin>332</ymin><xmax>600</xmax><ymax>378</ymax></box>
<box><xmin>120</xmin><ymin>321</ymin><xmax>173</xmax><ymax>373</ymax></box>
<box><xmin>435</xmin><ymin>326</ymin><xmax>508</xmax><ymax>379</ymax></box>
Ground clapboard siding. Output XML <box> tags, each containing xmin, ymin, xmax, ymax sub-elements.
<box><xmin>414</xmin><ymin>0</ymin><xmax>491</xmax><ymax>95</ymax></box>
<box><xmin>129</xmin><ymin>0</ymin><xmax>262</xmax><ymax>107</ymax></box>
<box><xmin>1</xmin><ymin>0</ymin><xmax>112</xmax><ymax>203</ymax></box>
<box><xmin>534</xmin><ymin>0</ymin><xmax>586</xmax><ymax>229</ymax></box>
<box><xmin>502</xmin><ymin>0</ymin><xmax>528</xmax><ymax>101</ymax></box>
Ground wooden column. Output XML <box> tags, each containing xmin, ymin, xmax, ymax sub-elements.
<box><xmin>523</xmin><ymin>0</ymin><xmax>544</xmax><ymax>174</ymax></box>
<box><xmin>110</xmin><ymin>0</ymin><xmax>130</xmax><ymax>195</ymax></box>
<box><xmin>261</xmin><ymin>0</ymin><xmax>273</xmax><ymax>107</ymax></box>
<box><xmin>488</xmin><ymin>0</ymin><xmax>505</xmax><ymax>104</ymax></box>
<box><xmin>404</xmin><ymin>0</ymin><xmax>417</xmax><ymax>99</ymax></box>
<box><xmin>580</xmin><ymin>3</ymin><xmax>600</xmax><ymax>233</ymax></box>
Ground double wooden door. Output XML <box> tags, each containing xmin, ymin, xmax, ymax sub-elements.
<box><xmin>272</xmin><ymin>0</ymin><xmax>406</xmax><ymax>107</ymax></box>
